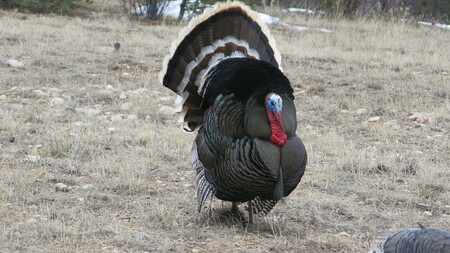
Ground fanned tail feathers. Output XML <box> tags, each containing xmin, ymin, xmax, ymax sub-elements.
<box><xmin>160</xmin><ymin>1</ymin><xmax>282</xmax><ymax>132</ymax></box>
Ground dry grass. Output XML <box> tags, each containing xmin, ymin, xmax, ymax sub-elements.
<box><xmin>0</xmin><ymin>2</ymin><xmax>449</xmax><ymax>252</ymax></box>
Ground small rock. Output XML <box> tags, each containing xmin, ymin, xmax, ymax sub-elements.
<box><xmin>50</xmin><ymin>97</ymin><xmax>65</xmax><ymax>106</ymax></box>
<box><xmin>395</xmin><ymin>178</ymin><xmax>406</xmax><ymax>183</ymax></box>
<box><xmin>127</xmin><ymin>114</ymin><xmax>138</xmax><ymax>121</ymax></box>
<box><xmin>409</xmin><ymin>112</ymin><xmax>429</xmax><ymax>123</ymax></box>
<box><xmin>27</xmin><ymin>218</ymin><xmax>37</xmax><ymax>224</ymax></box>
<box><xmin>444</xmin><ymin>205</ymin><xmax>450</xmax><ymax>215</ymax></box>
<box><xmin>413</xmin><ymin>151</ymin><xmax>424</xmax><ymax>156</ymax></box>
<box><xmin>73</xmin><ymin>121</ymin><xmax>84</xmax><ymax>127</ymax></box>
<box><xmin>48</xmin><ymin>87</ymin><xmax>63</xmax><ymax>93</ymax></box>
<box><xmin>69</xmin><ymin>132</ymin><xmax>79</xmax><ymax>137</ymax></box>
<box><xmin>106</xmin><ymin>85</ymin><xmax>115</xmax><ymax>90</ymax></box>
<box><xmin>82</xmin><ymin>184</ymin><xmax>92</xmax><ymax>190</ymax></box>
<box><xmin>365</xmin><ymin>198</ymin><xmax>379</xmax><ymax>204</ymax></box>
<box><xmin>33</xmin><ymin>89</ymin><xmax>48</xmax><ymax>97</ymax></box>
<box><xmin>416</xmin><ymin>203</ymin><xmax>433</xmax><ymax>211</ymax></box>
<box><xmin>356</xmin><ymin>108</ymin><xmax>368</xmax><ymax>115</ymax></box>
<box><xmin>119</xmin><ymin>93</ymin><xmax>127</xmax><ymax>99</ymax></box>
<box><xmin>55</xmin><ymin>183</ymin><xmax>70</xmax><ymax>192</ymax></box>
<box><xmin>134</xmin><ymin>232</ymin><xmax>148</xmax><ymax>240</ymax></box>
<box><xmin>121</xmin><ymin>72</ymin><xmax>130</xmax><ymax>77</ymax></box>
<box><xmin>337</xmin><ymin>232</ymin><xmax>351</xmax><ymax>237</ymax></box>
<box><xmin>77</xmin><ymin>198</ymin><xmax>85</xmax><ymax>202</ymax></box>
<box><xmin>121</xmin><ymin>102</ymin><xmax>133</xmax><ymax>110</ymax></box>
<box><xmin>90</xmin><ymin>173</ymin><xmax>101</xmax><ymax>178</ymax></box>
<box><xmin>415</xmin><ymin>116</ymin><xmax>428</xmax><ymax>123</ymax></box>
<box><xmin>113</xmin><ymin>40</ymin><xmax>121</xmax><ymax>51</ymax></box>
<box><xmin>76</xmin><ymin>176</ymin><xmax>87</xmax><ymax>182</ymax></box>
<box><xmin>0</xmin><ymin>95</ymin><xmax>6</xmax><ymax>100</ymax></box>
<box><xmin>101</xmin><ymin>246</ymin><xmax>114</xmax><ymax>251</ymax></box>
<box><xmin>76</xmin><ymin>108</ymin><xmax>101</xmax><ymax>117</ymax></box>
<box><xmin>110</xmin><ymin>115</ymin><xmax>123</xmax><ymax>122</ymax></box>
<box><xmin>131</xmin><ymin>88</ymin><xmax>148</xmax><ymax>95</ymax></box>
<box><xmin>6</xmin><ymin>59</ymin><xmax>25</xmax><ymax>68</ymax></box>
<box><xmin>423</xmin><ymin>211</ymin><xmax>433</xmax><ymax>216</ymax></box>
<box><xmin>383</xmin><ymin>121</ymin><xmax>400</xmax><ymax>129</ymax></box>
<box><xmin>28</xmin><ymin>155</ymin><xmax>41</xmax><ymax>163</ymax></box>
<box><xmin>367</xmin><ymin>116</ymin><xmax>380</xmax><ymax>123</ymax></box>
<box><xmin>107</xmin><ymin>127</ymin><xmax>117</xmax><ymax>134</ymax></box>
<box><xmin>340</xmin><ymin>110</ymin><xmax>352</xmax><ymax>114</ymax></box>
<box><xmin>433</xmin><ymin>133</ymin><xmax>443</xmax><ymax>138</ymax></box>
<box><xmin>158</xmin><ymin>106</ymin><xmax>178</xmax><ymax>115</ymax></box>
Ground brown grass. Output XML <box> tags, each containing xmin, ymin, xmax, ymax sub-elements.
<box><xmin>0</xmin><ymin>2</ymin><xmax>449</xmax><ymax>252</ymax></box>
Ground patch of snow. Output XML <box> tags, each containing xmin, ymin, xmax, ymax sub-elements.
<box><xmin>316</xmin><ymin>28</ymin><xmax>333</xmax><ymax>33</ymax></box>
<box><xmin>258</xmin><ymin>12</ymin><xmax>332</xmax><ymax>33</ymax></box>
<box><xmin>418</xmin><ymin>21</ymin><xmax>432</xmax><ymax>26</ymax></box>
<box><xmin>165</xmin><ymin>0</ymin><xmax>212</xmax><ymax>20</ymax></box>
<box><xmin>435</xmin><ymin>23</ymin><xmax>450</xmax><ymax>30</ymax></box>
<box><xmin>133</xmin><ymin>5</ymin><xmax>148</xmax><ymax>15</ymax></box>
<box><xmin>157</xmin><ymin>3</ymin><xmax>332</xmax><ymax>32</ymax></box>
<box><xmin>418</xmin><ymin>21</ymin><xmax>450</xmax><ymax>30</ymax></box>
<box><xmin>285</xmin><ymin>8</ymin><xmax>326</xmax><ymax>15</ymax></box>
<box><xmin>6</xmin><ymin>59</ymin><xmax>25</xmax><ymax>68</ymax></box>
<box><xmin>163</xmin><ymin>0</ymin><xmax>186</xmax><ymax>20</ymax></box>
<box><xmin>258</xmin><ymin>12</ymin><xmax>307</xmax><ymax>30</ymax></box>
<box><xmin>136</xmin><ymin>0</ymin><xmax>209</xmax><ymax>20</ymax></box>
<box><xmin>288</xmin><ymin>8</ymin><xmax>315</xmax><ymax>15</ymax></box>
<box><xmin>257</xmin><ymin>12</ymin><xmax>282</xmax><ymax>25</ymax></box>
<box><xmin>280</xmin><ymin>22</ymin><xmax>309</xmax><ymax>31</ymax></box>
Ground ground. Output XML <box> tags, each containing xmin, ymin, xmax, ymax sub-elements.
<box><xmin>0</xmin><ymin>1</ymin><xmax>449</xmax><ymax>252</ymax></box>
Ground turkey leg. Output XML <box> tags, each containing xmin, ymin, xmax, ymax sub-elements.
<box><xmin>247</xmin><ymin>200</ymin><xmax>254</xmax><ymax>225</ymax></box>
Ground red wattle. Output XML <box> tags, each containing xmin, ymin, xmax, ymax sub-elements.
<box><xmin>267</xmin><ymin>111</ymin><xmax>287</xmax><ymax>146</ymax></box>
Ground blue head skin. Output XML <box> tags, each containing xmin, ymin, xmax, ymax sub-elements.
<box><xmin>266</xmin><ymin>93</ymin><xmax>283</xmax><ymax>112</ymax></box>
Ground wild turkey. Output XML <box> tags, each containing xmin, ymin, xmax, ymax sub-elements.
<box><xmin>368</xmin><ymin>224</ymin><xmax>450</xmax><ymax>253</ymax></box>
<box><xmin>159</xmin><ymin>2</ymin><xmax>307</xmax><ymax>223</ymax></box>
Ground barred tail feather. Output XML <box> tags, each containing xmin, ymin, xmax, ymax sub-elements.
<box><xmin>250</xmin><ymin>197</ymin><xmax>277</xmax><ymax>215</ymax></box>
<box><xmin>192</xmin><ymin>142</ymin><xmax>215</xmax><ymax>212</ymax></box>
<box><xmin>160</xmin><ymin>1</ymin><xmax>282</xmax><ymax>132</ymax></box>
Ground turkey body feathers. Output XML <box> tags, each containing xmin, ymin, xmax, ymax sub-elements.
<box><xmin>369</xmin><ymin>227</ymin><xmax>450</xmax><ymax>253</ymax></box>
<box><xmin>160</xmin><ymin>2</ymin><xmax>307</xmax><ymax>217</ymax></box>
<box><xmin>196</xmin><ymin>86</ymin><xmax>306</xmax><ymax>206</ymax></box>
